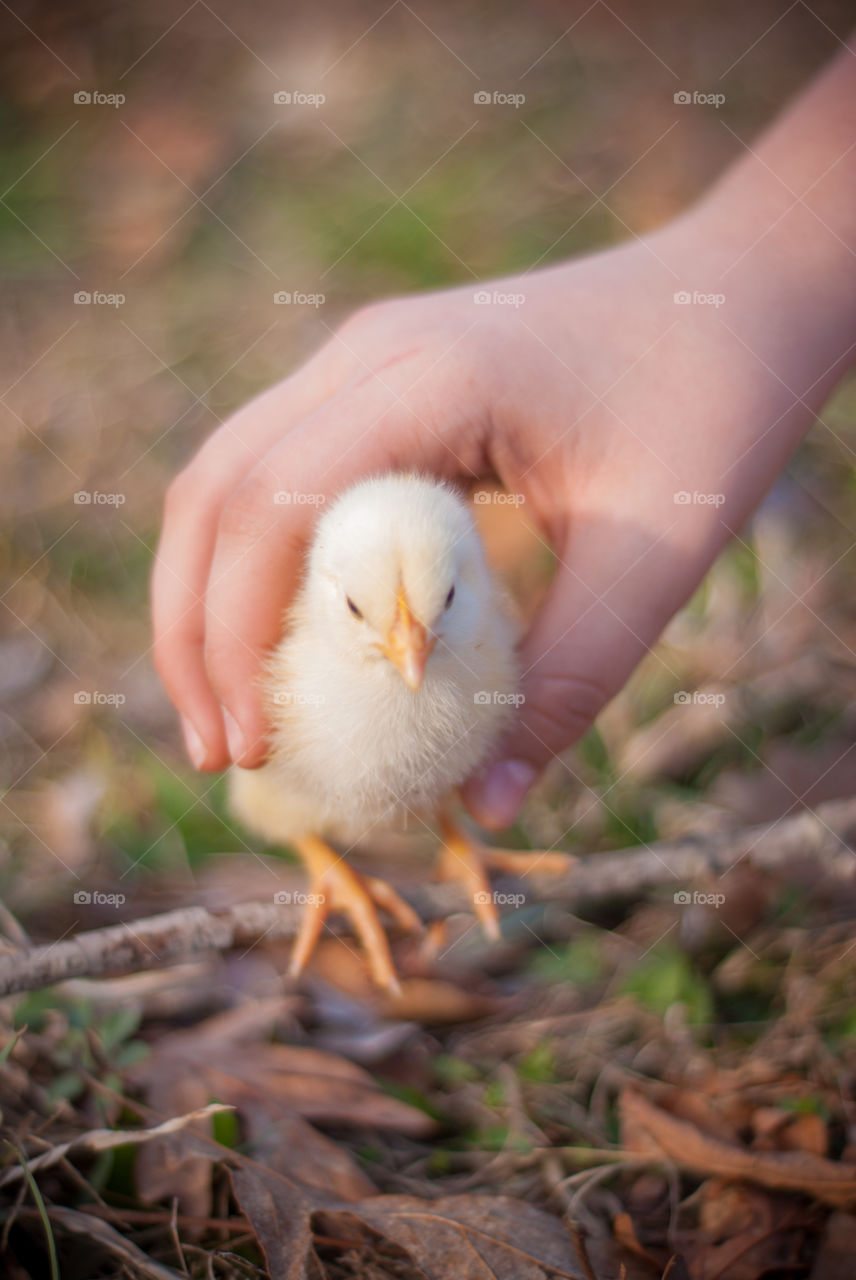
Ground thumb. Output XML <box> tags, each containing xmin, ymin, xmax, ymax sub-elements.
<box><xmin>463</xmin><ymin>518</ymin><xmax>691</xmax><ymax>828</ymax></box>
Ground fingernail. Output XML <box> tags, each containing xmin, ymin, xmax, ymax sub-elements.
<box><xmin>469</xmin><ymin>759</ymin><xmax>537</xmax><ymax>828</ymax></box>
<box><xmin>181</xmin><ymin>716</ymin><xmax>208</xmax><ymax>770</ymax></box>
<box><xmin>223</xmin><ymin>708</ymin><xmax>246</xmax><ymax>762</ymax></box>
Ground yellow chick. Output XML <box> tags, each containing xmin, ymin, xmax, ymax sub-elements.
<box><xmin>230</xmin><ymin>473</ymin><xmax>567</xmax><ymax>990</ymax></box>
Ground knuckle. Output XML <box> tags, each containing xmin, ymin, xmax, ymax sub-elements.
<box><xmin>217</xmin><ymin>474</ymin><xmax>278</xmax><ymax>540</ymax></box>
<box><xmin>151</xmin><ymin>632</ymin><xmax>184</xmax><ymax>694</ymax></box>
<box><xmin>152</xmin><ymin>613</ymin><xmax>202</xmax><ymax>682</ymax></box>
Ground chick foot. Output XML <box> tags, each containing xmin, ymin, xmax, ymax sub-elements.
<box><xmin>288</xmin><ymin>835</ymin><xmax>421</xmax><ymax>992</ymax></box>
<box><xmin>436</xmin><ymin>814</ymin><xmax>575</xmax><ymax>940</ymax></box>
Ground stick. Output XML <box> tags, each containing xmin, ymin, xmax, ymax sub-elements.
<box><xmin>2</xmin><ymin>797</ymin><xmax>855</xmax><ymax>997</ymax></box>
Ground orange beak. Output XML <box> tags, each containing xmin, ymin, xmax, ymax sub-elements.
<box><xmin>382</xmin><ymin>589</ymin><xmax>436</xmax><ymax>691</ymax></box>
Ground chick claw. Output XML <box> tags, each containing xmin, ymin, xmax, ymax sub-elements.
<box><xmin>437</xmin><ymin>814</ymin><xmax>575</xmax><ymax>940</ymax></box>
<box><xmin>289</xmin><ymin>835</ymin><xmax>420</xmax><ymax>993</ymax></box>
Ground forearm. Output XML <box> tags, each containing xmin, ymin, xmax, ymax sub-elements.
<box><xmin>692</xmin><ymin>37</ymin><xmax>856</xmax><ymax>403</ymax></box>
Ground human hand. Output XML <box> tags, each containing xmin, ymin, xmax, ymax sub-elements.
<box><xmin>153</xmin><ymin>46</ymin><xmax>856</xmax><ymax>826</ymax></box>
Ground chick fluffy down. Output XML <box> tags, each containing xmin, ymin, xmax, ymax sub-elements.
<box><xmin>230</xmin><ymin>474</ymin><xmax>519</xmax><ymax>846</ymax></box>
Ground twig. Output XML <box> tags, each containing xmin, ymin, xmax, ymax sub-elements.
<box><xmin>569</xmin><ymin>1224</ymin><xmax>599</xmax><ymax>1280</ymax></box>
<box><xmin>1</xmin><ymin>796</ymin><xmax>856</xmax><ymax>997</ymax></box>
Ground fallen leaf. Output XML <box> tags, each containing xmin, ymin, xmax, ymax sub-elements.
<box><xmin>687</xmin><ymin>1180</ymin><xmax>811</xmax><ymax>1280</ymax></box>
<box><xmin>318</xmin><ymin>1194</ymin><xmax>584</xmax><ymax>1279</ymax></box>
<box><xmin>135</xmin><ymin>1072</ymin><xmax>213</xmax><ymax>1220</ymax></box>
<box><xmin>621</xmin><ymin>1088</ymin><xmax>856</xmax><ymax>1209</ymax></box>
<box><xmin>242</xmin><ymin>1109</ymin><xmax>376</xmax><ymax>1201</ymax></box>
<box><xmin>128</xmin><ymin>1003</ymin><xmax>422</xmax><ymax>1216</ymax></box>
<box><xmin>752</xmin><ymin>1106</ymin><xmax>828</xmax><ymax>1157</ymax></box>
<box><xmin>131</xmin><ymin>1025</ymin><xmax>435</xmax><ymax>1136</ymax></box>
<box><xmin>47</xmin><ymin>1206</ymin><xmax>183</xmax><ymax>1280</ymax></box>
<box><xmin>229</xmin><ymin>1162</ymin><xmax>314</xmax><ymax>1280</ymax></box>
<box><xmin>0</xmin><ymin>1104</ymin><xmax>230</xmax><ymax>1187</ymax></box>
<box><xmin>612</xmin><ymin>1211</ymin><xmax>662</xmax><ymax>1266</ymax></box>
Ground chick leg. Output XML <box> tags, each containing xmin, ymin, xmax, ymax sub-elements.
<box><xmin>288</xmin><ymin>835</ymin><xmax>420</xmax><ymax>993</ymax></box>
<box><xmin>436</xmin><ymin>813</ymin><xmax>575</xmax><ymax>940</ymax></box>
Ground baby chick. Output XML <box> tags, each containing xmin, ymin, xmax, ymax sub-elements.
<box><xmin>230</xmin><ymin>473</ymin><xmax>568</xmax><ymax>989</ymax></box>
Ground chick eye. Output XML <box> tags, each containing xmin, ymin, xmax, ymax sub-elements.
<box><xmin>346</xmin><ymin>597</ymin><xmax>363</xmax><ymax>620</ymax></box>
<box><xmin>444</xmin><ymin>585</ymin><xmax>455</xmax><ymax>610</ymax></box>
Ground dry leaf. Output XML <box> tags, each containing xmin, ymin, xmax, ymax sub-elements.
<box><xmin>135</xmin><ymin>1072</ymin><xmax>213</xmax><ymax>1220</ymax></box>
<box><xmin>243</xmin><ymin>1109</ymin><xmax>376</xmax><ymax>1201</ymax></box>
<box><xmin>0</xmin><ymin>1104</ymin><xmax>230</xmax><ymax>1188</ymax></box>
<box><xmin>621</xmin><ymin>1088</ymin><xmax>856</xmax><ymax>1209</ymax></box>
<box><xmin>48</xmin><ymin>1207</ymin><xmax>183</xmax><ymax>1280</ymax></box>
<box><xmin>131</xmin><ymin>1028</ymin><xmax>435</xmax><ymax>1136</ymax></box>
<box><xmin>229</xmin><ymin>1162</ymin><xmax>314</xmax><ymax>1280</ymax></box>
<box><xmin>318</xmin><ymin>1194</ymin><xmax>584</xmax><ymax>1279</ymax></box>
<box><xmin>688</xmin><ymin>1180</ymin><xmax>810</xmax><ymax>1280</ymax></box>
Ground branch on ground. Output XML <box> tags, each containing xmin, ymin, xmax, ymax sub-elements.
<box><xmin>2</xmin><ymin>797</ymin><xmax>855</xmax><ymax>998</ymax></box>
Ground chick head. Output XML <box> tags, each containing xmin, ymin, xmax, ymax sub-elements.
<box><xmin>306</xmin><ymin>473</ymin><xmax>491</xmax><ymax>690</ymax></box>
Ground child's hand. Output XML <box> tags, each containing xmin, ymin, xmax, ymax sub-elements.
<box><xmin>152</xmin><ymin>45</ymin><xmax>856</xmax><ymax>826</ymax></box>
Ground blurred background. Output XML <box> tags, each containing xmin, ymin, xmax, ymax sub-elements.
<box><xmin>2</xmin><ymin>0</ymin><xmax>856</xmax><ymax>939</ymax></box>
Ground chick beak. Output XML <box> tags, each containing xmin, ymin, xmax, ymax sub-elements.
<box><xmin>383</xmin><ymin>590</ymin><xmax>436</xmax><ymax>691</ymax></box>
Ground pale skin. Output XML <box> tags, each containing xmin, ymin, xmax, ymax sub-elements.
<box><xmin>153</xmin><ymin>42</ymin><xmax>856</xmax><ymax>828</ymax></box>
